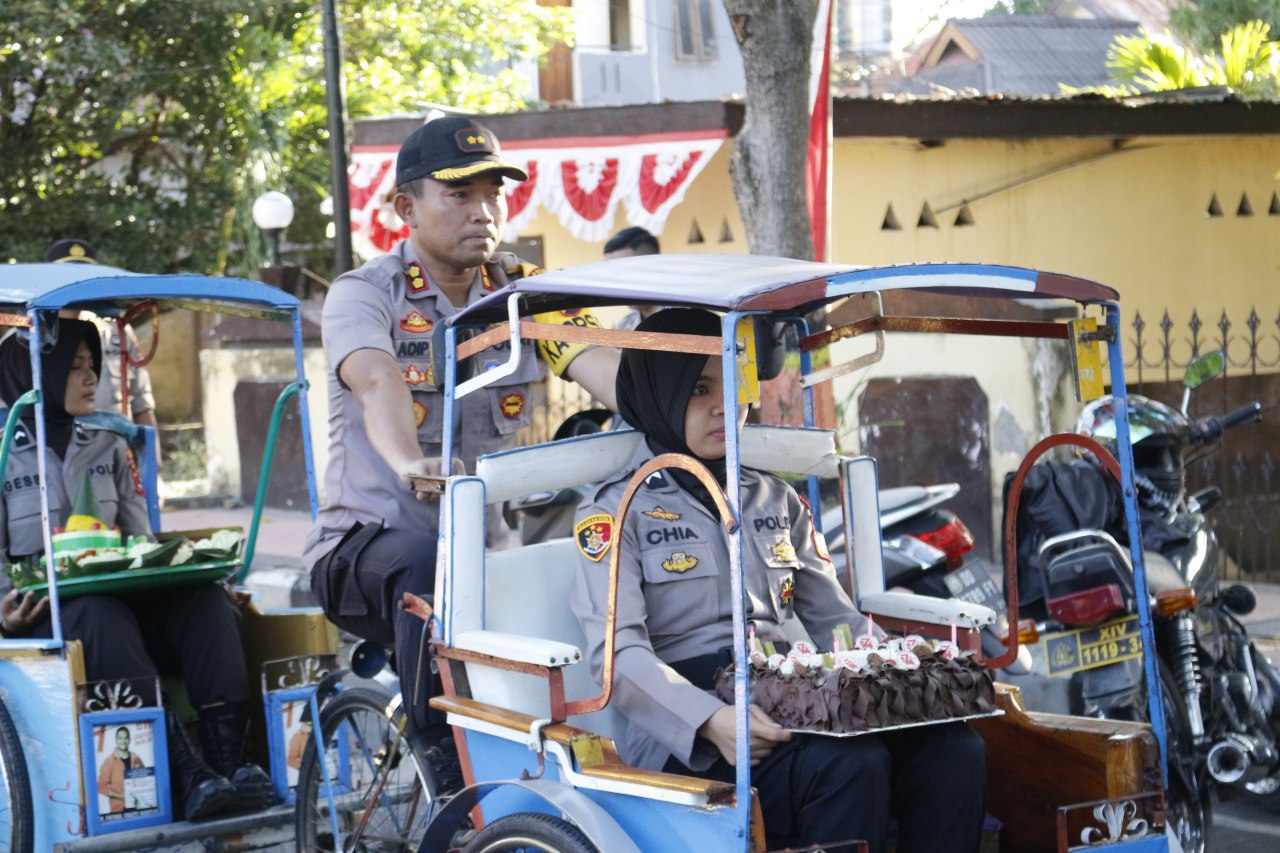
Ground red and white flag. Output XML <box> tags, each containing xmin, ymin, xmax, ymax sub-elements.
<box><xmin>807</xmin><ymin>0</ymin><xmax>833</xmax><ymax>262</ymax></box>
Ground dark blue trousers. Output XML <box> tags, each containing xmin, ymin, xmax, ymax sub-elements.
<box><xmin>309</xmin><ymin>523</ymin><xmax>439</xmax><ymax>732</ymax></box>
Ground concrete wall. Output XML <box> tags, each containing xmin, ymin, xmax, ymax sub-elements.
<box><xmin>201</xmin><ymin>347</ymin><xmax>328</xmax><ymax>500</ymax></box>
<box><xmin>828</xmin><ymin>134</ymin><xmax>1280</xmax><ymax>355</ymax></box>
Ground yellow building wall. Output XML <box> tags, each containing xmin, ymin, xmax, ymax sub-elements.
<box><xmin>829</xmin><ymin>134</ymin><xmax>1280</xmax><ymax>367</ymax></box>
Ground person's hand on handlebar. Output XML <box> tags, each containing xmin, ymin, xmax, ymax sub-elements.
<box><xmin>401</xmin><ymin>457</ymin><xmax>466</xmax><ymax>501</ymax></box>
<box><xmin>0</xmin><ymin>589</ymin><xmax>49</xmax><ymax>635</ymax></box>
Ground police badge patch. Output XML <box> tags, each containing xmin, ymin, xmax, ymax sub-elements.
<box><xmin>400</xmin><ymin>311</ymin><xmax>433</xmax><ymax>333</ymax></box>
<box><xmin>575</xmin><ymin>514</ymin><xmax>614</xmax><ymax>562</ymax></box>
<box><xmin>500</xmin><ymin>392</ymin><xmax>525</xmax><ymax>418</ymax></box>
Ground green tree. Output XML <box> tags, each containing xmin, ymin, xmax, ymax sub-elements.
<box><xmin>0</xmin><ymin>1</ymin><xmax>569</xmax><ymax>273</ymax></box>
<box><xmin>1064</xmin><ymin>20</ymin><xmax>1279</xmax><ymax>99</ymax></box>
<box><xmin>1171</xmin><ymin>0</ymin><xmax>1280</xmax><ymax>52</ymax></box>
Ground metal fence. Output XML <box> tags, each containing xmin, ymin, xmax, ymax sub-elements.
<box><xmin>1125</xmin><ymin>306</ymin><xmax>1280</xmax><ymax>582</ymax></box>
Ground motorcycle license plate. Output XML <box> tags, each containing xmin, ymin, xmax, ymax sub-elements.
<box><xmin>1043</xmin><ymin>614</ymin><xmax>1143</xmax><ymax>677</ymax></box>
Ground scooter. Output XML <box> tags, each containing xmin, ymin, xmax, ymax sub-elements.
<box><xmin>1010</xmin><ymin>350</ymin><xmax>1277</xmax><ymax>852</ymax></box>
<box><xmin>821</xmin><ymin>482</ymin><xmax>974</xmax><ymax>598</ymax></box>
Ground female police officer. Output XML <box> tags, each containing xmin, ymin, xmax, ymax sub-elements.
<box><xmin>571</xmin><ymin>309</ymin><xmax>986</xmax><ymax>853</ymax></box>
<box><xmin>0</xmin><ymin>319</ymin><xmax>270</xmax><ymax>819</ymax></box>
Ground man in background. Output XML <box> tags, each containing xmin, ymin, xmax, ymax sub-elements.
<box><xmin>603</xmin><ymin>226</ymin><xmax>661</xmax><ymax>332</ymax></box>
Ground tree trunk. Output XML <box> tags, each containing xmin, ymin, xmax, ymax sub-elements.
<box><xmin>722</xmin><ymin>0</ymin><xmax>818</xmax><ymax>260</ymax></box>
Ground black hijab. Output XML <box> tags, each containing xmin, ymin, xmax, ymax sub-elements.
<box><xmin>0</xmin><ymin>318</ymin><xmax>102</xmax><ymax>457</ymax></box>
<box><xmin>616</xmin><ymin>308</ymin><xmax>732</xmax><ymax>510</ymax></box>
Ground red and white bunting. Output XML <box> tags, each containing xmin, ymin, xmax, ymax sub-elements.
<box><xmin>348</xmin><ymin>132</ymin><xmax>725</xmax><ymax>258</ymax></box>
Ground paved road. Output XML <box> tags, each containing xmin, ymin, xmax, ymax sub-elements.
<box><xmin>1213</xmin><ymin>792</ymin><xmax>1280</xmax><ymax>851</ymax></box>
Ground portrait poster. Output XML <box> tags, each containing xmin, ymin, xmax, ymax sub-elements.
<box><xmin>265</xmin><ymin>686</ymin><xmax>349</xmax><ymax>804</ymax></box>
<box><xmin>79</xmin><ymin>708</ymin><xmax>171</xmax><ymax>835</ymax></box>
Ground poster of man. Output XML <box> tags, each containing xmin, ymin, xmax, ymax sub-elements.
<box><xmin>282</xmin><ymin>699</ymin><xmax>311</xmax><ymax>789</ymax></box>
<box><xmin>94</xmin><ymin>723</ymin><xmax>158</xmax><ymax>819</ymax></box>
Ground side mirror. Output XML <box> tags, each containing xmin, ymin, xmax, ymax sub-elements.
<box><xmin>1183</xmin><ymin>350</ymin><xmax>1224</xmax><ymax>390</ymax></box>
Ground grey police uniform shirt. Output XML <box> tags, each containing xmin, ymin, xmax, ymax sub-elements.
<box><xmin>0</xmin><ymin>421</ymin><xmax>152</xmax><ymax>593</ymax></box>
<box><xmin>570</xmin><ymin>441</ymin><xmax>868</xmax><ymax>773</ymax></box>
<box><xmin>89</xmin><ymin>315</ymin><xmax>155</xmax><ymax>417</ymax></box>
<box><xmin>302</xmin><ymin>240</ymin><xmax>542</xmax><ymax>568</ymax></box>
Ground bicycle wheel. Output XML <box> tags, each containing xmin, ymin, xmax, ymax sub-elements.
<box><xmin>0</xmin><ymin>699</ymin><xmax>32</xmax><ymax>853</ymax></box>
<box><xmin>463</xmin><ymin>812</ymin><xmax>598</xmax><ymax>853</ymax></box>
<box><xmin>294</xmin><ymin>687</ymin><xmax>433</xmax><ymax>852</ymax></box>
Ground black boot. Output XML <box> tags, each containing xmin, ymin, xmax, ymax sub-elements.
<box><xmin>165</xmin><ymin>709</ymin><xmax>235</xmax><ymax>821</ymax></box>
<box><xmin>198</xmin><ymin>702</ymin><xmax>275</xmax><ymax>813</ymax></box>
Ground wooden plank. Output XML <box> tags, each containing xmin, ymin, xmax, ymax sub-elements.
<box><xmin>970</xmin><ymin>685</ymin><xmax>1160</xmax><ymax>852</ymax></box>
<box><xmin>431</xmin><ymin>695</ymin><xmax>733</xmax><ymax>799</ymax></box>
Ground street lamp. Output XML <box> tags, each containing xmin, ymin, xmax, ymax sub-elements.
<box><xmin>252</xmin><ymin>191</ymin><xmax>295</xmax><ymax>265</ymax></box>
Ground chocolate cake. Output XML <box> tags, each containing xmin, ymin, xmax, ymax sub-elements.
<box><xmin>714</xmin><ymin>636</ymin><xmax>996</xmax><ymax>733</ymax></box>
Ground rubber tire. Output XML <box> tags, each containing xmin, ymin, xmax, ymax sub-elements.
<box><xmin>1158</xmin><ymin>665</ymin><xmax>1210</xmax><ymax>853</ymax></box>
<box><xmin>0</xmin><ymin>699</ymin><xmax>32</xmax><ymax>853</ymax></box>
<box><xmin>463</xmin><ymin>812</ymin><xmax>599</xmax><ymax>853</ymax></box>
<box><xmin>293</xmin><ymin>686</ymin><xmax>432</xmax><ymax>853</ymax></box>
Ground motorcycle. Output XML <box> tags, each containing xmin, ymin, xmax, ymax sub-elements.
<box><xmin>1010</xmin><ymin>350</ymin><xmax>1277</xmax><ymax>853</ymax></box>
<box><xmin>820</xmin><ymin>482</ymin><xmax>976</xmax><ymax>598</ymax></box>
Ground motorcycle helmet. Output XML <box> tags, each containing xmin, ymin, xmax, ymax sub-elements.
<box><xmin>1076</xmin><ymin>395</ymin><xmax>1191</xmax><ymax>504</ymax></box>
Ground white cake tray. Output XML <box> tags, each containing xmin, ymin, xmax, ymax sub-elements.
<box><xmin>786</xmin><ymin>709</ymin><xmax>1004</xmax><ymax>737</ymax></box>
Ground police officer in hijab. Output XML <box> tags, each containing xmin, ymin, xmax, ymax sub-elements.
<box><xmin>572</xmin><ymin>308</ymin><xmax>986</xmax><ymax>853</ymax></box>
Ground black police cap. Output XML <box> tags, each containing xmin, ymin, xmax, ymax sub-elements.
<box><xmin>45</xmin><ymin>238</ymin><xmax>98</xmax><ymax>264</ymax></box>
<box><xmin>396</xmin><ymin>116</ymin><xmax>528</xmax><ymax>186</ymax></box>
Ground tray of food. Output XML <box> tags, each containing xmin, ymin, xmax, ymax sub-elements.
<box><xmin>715</xmin><ymin>627</ymin><xmax>1000</xmax><ymax>737</ymax></box>
<box><xmin>2</xmin><ymin>528</ymin><xmax>244</xmax><ymax>599</ymax></box>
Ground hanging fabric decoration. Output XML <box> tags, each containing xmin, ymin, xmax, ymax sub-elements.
<box><xmin>348</xmin><ymin>130</ymin><xmax>726</xmax><ymax>259</ymax></box>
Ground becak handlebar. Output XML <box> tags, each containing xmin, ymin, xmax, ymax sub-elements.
<box><xmin>1192</xmin><ymin>401</ymin><xmax>1262</xmax><ymax>443</ymax></box>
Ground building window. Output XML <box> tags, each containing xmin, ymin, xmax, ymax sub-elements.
<box><xmin>674</xmin><ymin>0</ymin><xmax>717</xmax><ymax>62</ymax></box>
<box><xmin>610</xmin><ymin>0</ymin><xmax>632</xmax><ymax>50</ymax></box>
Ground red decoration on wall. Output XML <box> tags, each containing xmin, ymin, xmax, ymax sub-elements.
<box><xmin>560</xmin><ymin>159</ymin><xmax>619</xmax><ymax>222</ymax></box>
<box><xmin>349</xmin><ymin>159</ymin><xmax>393</xmax><ymax>214</ymax></box>
<box><xmin>638</xmin><ymin>151</ymin><xmax>702</xmax><ymax>213</ymax></box>
<box><xmin>368</xmin><ymin>210</ymin><xmax>409</xmax><ymax>253</ymax></box>
<box><xmin>505</xmin><ymin>161</ymin><xmax>539</xmax><ymax>221</ymax></box>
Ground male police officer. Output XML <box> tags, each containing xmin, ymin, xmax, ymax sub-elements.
<box><xmin>304</xmin><ymin>116</ymin><xmax>618</xmax><ymax>740</ymax></box>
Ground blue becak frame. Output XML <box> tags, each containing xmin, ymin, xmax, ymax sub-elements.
<box><xmin>263</xmin><ymin>685</ymin><xmax>350</xmax><ymax>804</ymax></box>
<box><xmin>78</xmin><ymin>707</ymin><xmax>170</xmax><ymax>835</ymax></box>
